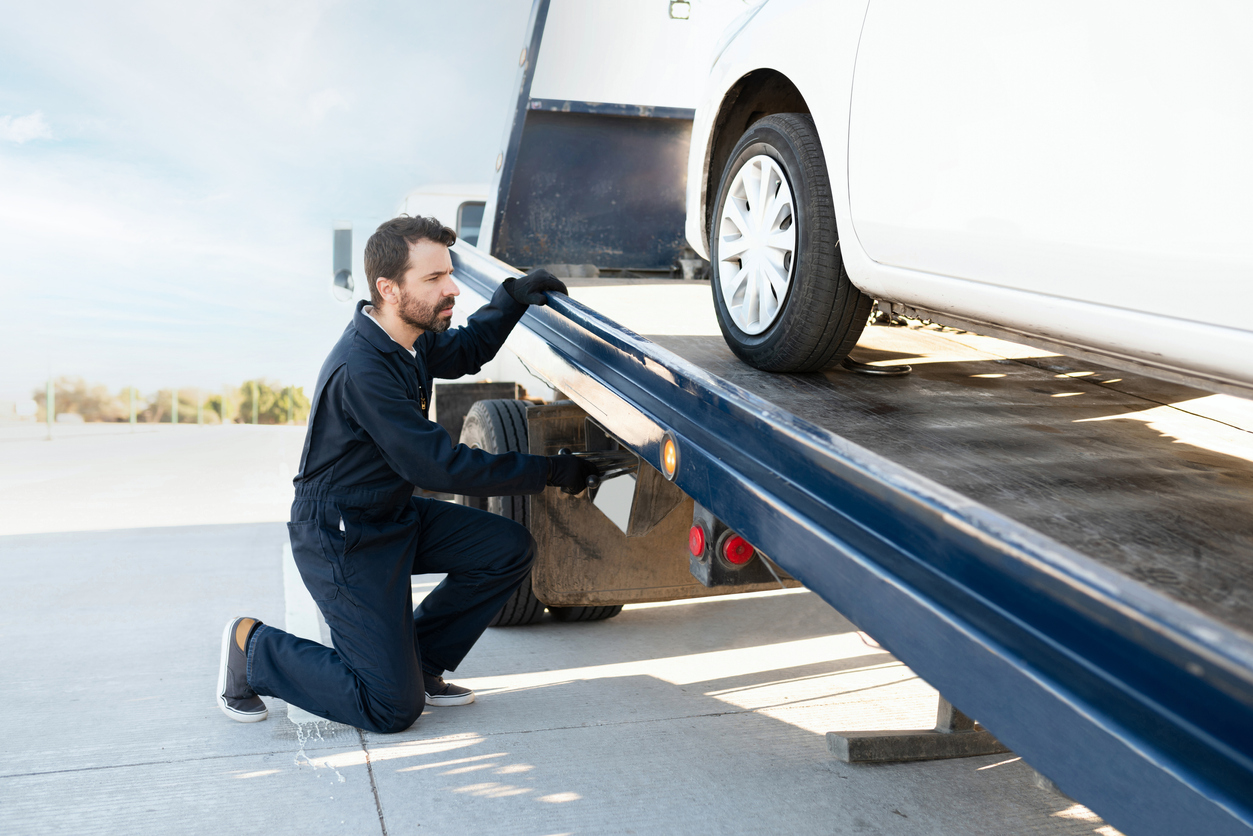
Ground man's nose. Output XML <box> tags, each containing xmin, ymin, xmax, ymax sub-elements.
<box><xmin>443</xmin><ymin>276</ymin><xmax>460</xmax><ymax>297</ymax></box>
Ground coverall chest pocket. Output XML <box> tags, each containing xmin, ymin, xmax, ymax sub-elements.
<box><xmin>286</xmin><ymin>519</ymin><xmax>341</xmax><ymax>603</ymax></box>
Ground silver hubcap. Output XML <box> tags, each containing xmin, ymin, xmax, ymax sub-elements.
<box><xmin>716</xmin><ymin>154</ymin><xmax>797</xmax><ymax>335</ymax></box>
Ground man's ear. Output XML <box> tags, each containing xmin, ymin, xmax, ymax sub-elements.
<box><xmin>377</xmin><ymin>277</ymin><xmax>399</xmax><ymax>305</ymax></box>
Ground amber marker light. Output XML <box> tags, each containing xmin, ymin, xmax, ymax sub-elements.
<box><xmin>661</xmin><ymin>433</ymin><xmax>679</xmax><ymax>480</ymax></box>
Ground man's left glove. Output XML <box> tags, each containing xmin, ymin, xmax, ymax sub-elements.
<box><xmin>546</xmin><ymin>453</ymin><xmax>598</xmax><ymax>494</ymax></box>
<box><xmin>504</xmin><ymin>269</ymin><xmax>568</xmax><ymax>306</ymax></box>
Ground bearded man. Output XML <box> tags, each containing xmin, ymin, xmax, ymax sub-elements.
<box><xmin>215</xmin><ymin>215</ymin><xmax>595</xmax><ymax>732</ymax></box>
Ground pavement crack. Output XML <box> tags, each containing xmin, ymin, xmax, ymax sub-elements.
<box><xmin>0</xmin><ymin>745</ymin><xmax>353</xmax><ymax>780</ymax></box>
<box><xmin>441</xmin><ymin>695</ymin><xmax>871</xmax><ymax>740</ymax></box>
<box><xmin>359</xmin><ymin>728</ymin><xmax>388</xmax><ymax>836</ymax></box>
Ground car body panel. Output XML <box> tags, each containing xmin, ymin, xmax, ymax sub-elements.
<box><xmin>686</xmin><ymin>0</ymin><xmax>1253</xmax><ymax>392</ymax></box>
<box><xmin>685</xmin><ymin>0</ymin><xmax>870</xmax><ymax>262</ymax></box>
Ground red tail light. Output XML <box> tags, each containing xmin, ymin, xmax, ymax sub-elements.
<box><xmin>688</xmin><ymin>525</ymin><xmax>706</xmax><ymax>556</ymax></box>
<box><xmin>723</xmin><ymin>535</ymin><xmax>754</xmax><ymax>565</ymax></box>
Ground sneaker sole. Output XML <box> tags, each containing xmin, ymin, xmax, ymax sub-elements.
<box><xmin>425</xmin><ymin>691</ymin><xmax>475</xmax><ymax>707</ymax></box>
<box><xmin>218</xmin><ymin>618</ymin><xmax>268</xmax><ymax>723</ymax></box>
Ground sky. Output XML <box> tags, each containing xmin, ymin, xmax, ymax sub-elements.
<box><xmin>0</xmin><ymin>0</ymin><xmax>534</xmax><ymax>405</ymax></box>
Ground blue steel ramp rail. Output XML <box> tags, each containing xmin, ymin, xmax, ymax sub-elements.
<box><xmin>450</xmin><ymin>242</ymin><xmax>1253</xmax><ymax>836</ymax></box>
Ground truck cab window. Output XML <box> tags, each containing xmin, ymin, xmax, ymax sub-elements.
<box><xmin>457</xmin><ymin>202</ymin><xmax>485</xmax><ymax>247</ymax></box>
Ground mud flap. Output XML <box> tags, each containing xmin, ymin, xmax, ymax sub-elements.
<box><xmin>526</xmin><ymin>402</ymin><xmax>788</xmax><ymax>606</ymax></box>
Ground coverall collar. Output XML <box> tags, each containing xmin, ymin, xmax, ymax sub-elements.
<box><xmin>353</xmin><ymin>299</ymin><xmax>410</xmax><ymax>357</ymax></box>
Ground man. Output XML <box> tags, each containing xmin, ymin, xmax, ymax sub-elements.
<box><xmin>215</xmin><ymin>216</ymin><xmax>596</xmax><ymax>733</ymax></box>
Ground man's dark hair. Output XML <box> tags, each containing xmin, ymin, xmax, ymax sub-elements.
<box><xmin>364</xmin><ymin>215</ymin><xmax>457</xmax><ymax>307</ymax></box>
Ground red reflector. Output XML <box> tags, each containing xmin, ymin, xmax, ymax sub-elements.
<box><xmin>688</xmin><ymin>525</ymin><xmax>705</xmax><ymax>556</ymax></box>
<box><xmin>723</xmin><ymin>535</ymin><xmax>754</xmax><ymax>565</ymax></box>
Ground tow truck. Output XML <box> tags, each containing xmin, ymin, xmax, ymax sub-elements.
<box><xmin>330</xmin><ymin>3</ymin><xmax>1253</xmax><ymax>834</ymax></box>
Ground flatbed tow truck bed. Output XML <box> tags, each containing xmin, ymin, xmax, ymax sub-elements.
<box><xmin>449</xmin><ymin>247</ymin><xmax>1253</xmax><ymax>836</ymax></box>
<box><xmin>653</xmin><ymin>302</ymin><xmax>1253</xmax><ymax>635</ymax></box>
<box><xmin>567</xmin><ymin>277</ymin><xmax>1253</xmax><ymax>634</ymax></box>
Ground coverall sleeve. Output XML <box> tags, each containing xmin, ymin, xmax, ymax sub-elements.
<box><xmin>423</xmin><ymin>282</ymin><xmax>529</xmax><ymax>380</ymax></box>
<box><xmin>342</xmin><ymin>359</ymin><xmax>549</xmax><ymax>497</ymax></box>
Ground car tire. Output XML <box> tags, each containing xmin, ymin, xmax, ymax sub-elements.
<box><xmin>709</xmin><ymin>113</ymin><xmax>872</xmax><ymax>372</ymax></box>
<box><xmin>456</xmin><ymin>399</ymin><xmax>546</xmax><ymax>627</ymax></box>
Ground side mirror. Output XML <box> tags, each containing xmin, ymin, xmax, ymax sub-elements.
<box><xmin>332</xmin><ymin>222</ymin><xmax>354</xmax><ymax>302</ymax></box>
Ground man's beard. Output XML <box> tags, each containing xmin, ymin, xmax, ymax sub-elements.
<box><xmin>397</xmin><ymin>287</ymin><xmax>454</xmax><ymax>333</ymax></box>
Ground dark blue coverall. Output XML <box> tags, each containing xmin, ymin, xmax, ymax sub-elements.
<box><xmin>247</xmin><ymin>285</ymin><xmax>550</xmax><ymax>733</ymax></box>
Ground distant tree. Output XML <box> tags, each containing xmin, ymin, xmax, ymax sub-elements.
<box><xmin>183</xmin><ymin>389</ymin><xmax>222</xmax><ymax>424</ymax></box>
<box><xmin>138</xmin><ymin>389</ymin><xmax>209</xmax><ymax>423</ymax></box>
<box><xmin>278</xmin><ymin>385</ymin><xmax>311</xmax><ymax>425</ymax></box>
<box><xmin>236</xmin><ymin>379</ymin><xmax>310</xmax><ymax>424</ymax></box>
<box><xmin>30</xmin><ymin>378</ymin><xmax>305</xmax><ymax>425</ymax></box>
<box><xmin>32</xmin><ymin>377</ymin><xmax>127</xmax><ymax>422</ymax></box>
<box><xmin>206</xmin><ymin>393</ymin><xmax>228</xmax><ymax>423</ymax></box>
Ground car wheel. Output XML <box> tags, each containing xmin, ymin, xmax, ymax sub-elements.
<box><xmin>709</xmin><ymin>113</ymin><xmax>872</xmax><ymax>372</ymax></box>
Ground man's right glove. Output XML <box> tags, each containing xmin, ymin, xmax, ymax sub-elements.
<box><xmin>546</xmin><ymin>453</ymin><xmax>598</xmax><ymax>494</ymax></box>
<box><xmin>504</xmin><ymin>268</ymin><xmax>569</xmax><ymax>306</ymax></box>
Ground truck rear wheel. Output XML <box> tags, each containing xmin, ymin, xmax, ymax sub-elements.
<box><xmin>709</xmin><ymin>113</ymin><xmax>872</xmax><ymax>372</ymax></box>
<box><xmin>457</xmin><ymin>399</ymin><xmax>546</xmax><ymax>626</ymax></box>
<box><xmin>549</xmin><ymin>605</ymin><xmax>622</xmax><ymax>622</ymax></box>
<box><xmin>456</xmin><ymin>398</ymin><xmax>622</xmax><ymax>626</ymax></box>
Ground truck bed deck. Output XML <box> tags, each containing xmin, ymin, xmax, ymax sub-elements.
<box><xmin>566</xmin><ymin>278</ymin><xmax>1253</xmax><ymax>637</ymax></box>
<box><xmin>658</xmin><ymin>320</ymin><xmax>1253</xmax><ymax>637</ymax></box>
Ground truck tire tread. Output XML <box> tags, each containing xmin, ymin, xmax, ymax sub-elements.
<box><xmin>457</xmin><ymin>399</ymin><xmax>545</xmax><ymax>626</ymax></box>
<box><xmin>548</xmin><ymin>605</ymin><xmax>624</xmax><ymax>622</ymax></box>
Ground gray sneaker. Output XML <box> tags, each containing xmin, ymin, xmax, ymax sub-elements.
<box><xmin>217</xmin><ymin>617</ymin><xmax>268</xmax><ymax>722</ymax></box>
<box><xmin>424</xmin><ymin>674</ymin><xmax>475</xmax><ymax>706</ymax></box>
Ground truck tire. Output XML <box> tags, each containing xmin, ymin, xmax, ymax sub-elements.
<box><xmin>548</xmin><ymin>605</ymin><xmax>623</xmax><ymax>623</ymax></box>
<box><xmin>456</xmin><ymin>399</ymin><xmax>546</xmax><ymax>626</ymax></box>
<box><xmin>709</xmin><ymin>113</ymin><xmax>872</xmax><ymax>372</ymax></box>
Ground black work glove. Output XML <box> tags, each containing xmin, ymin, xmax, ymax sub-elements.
<box><xmin>546</xmin><ymin>453</ymin><xmax>598</xmax><ymax>494</ymax></box>
<box><xmin>504</xmin><ymin>268</ymin><xmax>568</xmax><ymax>306</ymax></box>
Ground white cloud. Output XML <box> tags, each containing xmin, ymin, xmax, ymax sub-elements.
<box><xmin>307</xmin><ymin>87</ymin><xmax>350</xmax><ymax>123</ymax></box>
<box><xmin>0</xmin><ymin>111</ymin><xmax>53</xmax><ymax>143</ymax></box>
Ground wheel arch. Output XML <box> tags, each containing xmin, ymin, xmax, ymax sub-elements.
<box><xmin>699</xmin><ymin>69</ymin><xmax>811</xmax><ymax>254</ymax></box>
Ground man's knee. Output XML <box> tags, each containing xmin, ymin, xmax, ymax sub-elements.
<box><xmin>482</xmin><ymin>517</ymin><xmax>534</xmax><ymax>573</ymax></box>
<box><xmin>377</xmin><ymin>705</ymin><xmax>423</xmax><ymax>734</ymax></box>
<box><xmin>365</xmin><ymin>693</ymin><xmax>424</xmax><ymax>734</ymax></box>
<box><xmin>358</xmin><ymin>663</ymin><xmax>426</xmax><ymax>733</ymax></box>
<box><xmin>504</xmin><ymin>524</ymin><xmax>535</xmax><ymax>574</ymax></box>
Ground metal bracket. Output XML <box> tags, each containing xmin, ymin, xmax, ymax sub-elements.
<box><xmin>826</xmin><ymin>697</ymin><xmax>1009</xmax><ymax>763</ymax></box>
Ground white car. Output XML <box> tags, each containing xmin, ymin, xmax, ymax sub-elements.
<box><xmin>685</xmin><ymin>0</ymin><xmax>1253</xmax><ymax>396</ymax></box>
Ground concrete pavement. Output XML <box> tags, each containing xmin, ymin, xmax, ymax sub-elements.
<box><xmin>0</xmin><ymin>425</ymin><xmax>1119</xmax><ymax>834</ymax></box>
